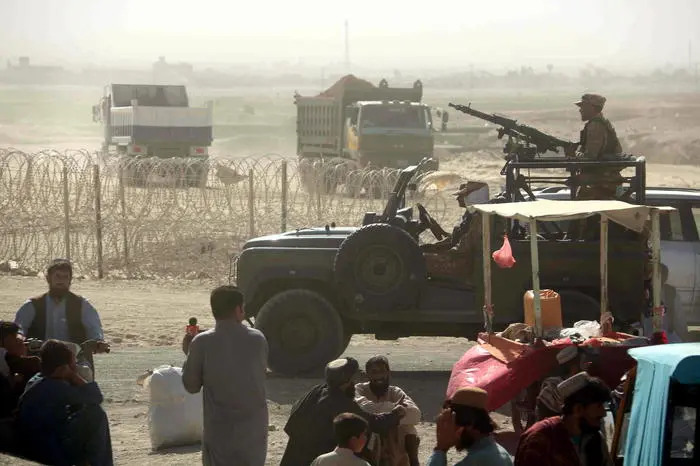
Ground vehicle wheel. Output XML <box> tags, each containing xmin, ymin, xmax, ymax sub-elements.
<box><xmin>334</xmin><ymin>223</ymin><xmax>425</xmax><ymax>311</ymax></box>
<box><xmin>559</xmin><ymin>290</ymin><xmax>600</xmax><ymax>327</ymax></box>
<box><xmin>255</xmin><ymin>289</ymin><xmax>344</xmax><ymax>376</ymax></box>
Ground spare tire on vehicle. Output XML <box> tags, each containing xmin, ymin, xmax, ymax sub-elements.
<box><xmin>334</xmin><ymin>223</ymin><xmax>426</xmax><ymax>311</ymax></box>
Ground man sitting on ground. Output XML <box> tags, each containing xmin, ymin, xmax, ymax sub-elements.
<box><xmin>514</xmin><ymin>373</ymin><xmax>613</xmax><ymax>466</ymax></box>
<box><xmin>16</xmin><ymin>339</ymin><xmax>113</xmax><ymax>466</ymax></box>
<box><xmin>281</xmin><ymin>357</ymin><xmax>407</xmax><ymax>466</ymax></box>
<box><xmin>355</xmin><ymin>355</ymin><xmax>422</xmax><ymax>466</ymax></box>
<box><xmin>312</xmin><ymin>413</ymin><xmax>372</xmax><ymax>466</ymax></box>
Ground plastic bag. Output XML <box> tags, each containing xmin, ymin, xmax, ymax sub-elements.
<box><xmin>573</xmin><ymin>320</ymin><xmax>602</xmax><ymax>339</ymax></box>
<box><xmin>492</xmin><ymin>235</ymin><xmax>516</xmax><ymax>268</ymax></box>
<box><xmin>144</xmin><ymin>365</ymin><xmax>203</xmax><ymax>450</ymax></box>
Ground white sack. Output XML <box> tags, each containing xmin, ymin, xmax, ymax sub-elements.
<box><xmin>144</xmin><ymin>365</ymin><xmax>203</xmax><ymax>450</ymax></box>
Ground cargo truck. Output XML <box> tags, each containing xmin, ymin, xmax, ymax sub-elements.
<box><xmin>93</xmin><ymin>84</ymin><xmax>213</xmax><ymax>187</ymax></box>
<box><xmin>295</xmin><ymin>75</ymin><xmax>437</xmax><ymax>195</ymax></box>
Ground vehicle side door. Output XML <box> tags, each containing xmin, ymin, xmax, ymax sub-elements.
<box><xmin>687</xmin><ymin>204</ymin><xmax>700</xmax><ymax>324</ymax></box>
<box><xmin>648</xmin><ymin>199</ymin><xmax>697</xmax><ymax>321</ymax></box>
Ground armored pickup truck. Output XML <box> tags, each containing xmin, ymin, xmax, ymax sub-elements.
<box><xmin>234</xmin><ymin>159</ymin><xmax>649</xmax><ymax>376</ymax></box>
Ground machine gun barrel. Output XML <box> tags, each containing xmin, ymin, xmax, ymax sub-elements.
<box><xmin>448</xmin><ymin>102</ymin><xmax>578</xmax><ymax>155</ymax></box>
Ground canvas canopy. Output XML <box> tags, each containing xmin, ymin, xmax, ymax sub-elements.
<box><xmin>467</xmin><ymin>199</ymin><xmax>675</xmax><ymax>233</ymax></box>
<box><xmin>467</xmin><ymin>199</ymin><xmax>676</xmax><ymax>336</ymax></box>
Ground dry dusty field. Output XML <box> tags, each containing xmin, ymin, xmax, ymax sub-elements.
<box><xmin>1</xmin><ymin>86</ymin><xmax>700</xmax><ymax>464</ymax></box>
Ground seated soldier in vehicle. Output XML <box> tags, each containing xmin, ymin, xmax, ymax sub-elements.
<box><xmin>421</xmin><ymin>181</ymin><xmax>489</xmax><ymax>283</ymax></box>
<box><xmin>14</xmin><ymin>259</ymin><xmax>110</xmax><ymax>380</ymax></box>
<box><xmin>0</xmin><ymin>322</ymin><xmax>41</xmax><ymax>419</ymax></box>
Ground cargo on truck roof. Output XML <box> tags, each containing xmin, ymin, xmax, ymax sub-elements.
<box><xmin>355</xmin><ymin>100</ymin><xmax>426</xmax><ymax>106</ymax></box>
<box><xmin>110</xmin><ymin>84</ymin><xmax>189</xmax><ymax>108</ymax></box>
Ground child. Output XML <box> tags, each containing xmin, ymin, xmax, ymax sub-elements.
<box><xmin>312</xmin><ymin>412</ymin><xmax>372</xmax><ymax>466</ymax></box>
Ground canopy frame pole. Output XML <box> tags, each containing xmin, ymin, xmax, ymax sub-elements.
<box><xmin>482</xmin><ymin>212</ymin><xmax>493</xmax><ymax>334</ymax></box>
<box><xmin>651</xmin><ymin>209</ymin><xmax>662</xmax><ymax>333</ymax></box>
<box><xmin>529</xmin><ymin>217</ymin><xmax>543</xmax><ymax>338</ymax></box>
<box><xmin>600</xmin><ymin>215</ymin><xmax>609</xmax><ymax>321</ymax></box>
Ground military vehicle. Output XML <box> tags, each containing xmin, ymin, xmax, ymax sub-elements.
<box><xmin>93</xmin><ymin>84</ymin><xmax>213</xmax><ymax>187</ymax></box>
<box><xmin>234</xmin><ymin>158</ymin><xmax>649</xmax><ymax>376</ymax></box>
<box><xmin>295</xmin><ymin>75</ymin><xmax>437</xmax><ymax>195</ymax></box>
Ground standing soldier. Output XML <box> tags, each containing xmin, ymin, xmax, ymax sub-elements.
<box><xmin>567</xmin><ymin>93</ymin><xmax>624</xmax><ymax>200</ymax></box>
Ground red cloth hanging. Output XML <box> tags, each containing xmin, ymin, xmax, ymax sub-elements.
<box><xmin>492</xmin><ymin>234</ymin><xmax>516</xmax><ymax>269</ymax></box>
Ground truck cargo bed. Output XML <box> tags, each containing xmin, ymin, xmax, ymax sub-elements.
<box><xmin>109</xmin><ymin>106</ymin><xmax>213</xmax><ymax>145</ymax></box>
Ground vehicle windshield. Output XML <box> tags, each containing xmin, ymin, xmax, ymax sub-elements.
<box><xmin>360</xmin><ymin>105</ymin><xmax>428</xmax><ymax>130</ymax></box>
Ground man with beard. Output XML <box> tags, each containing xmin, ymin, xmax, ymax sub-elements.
<box><xmin>355</xmin><ymin>356</ymin><xmax>422</xmax><ymax>466</ymax></box>
<box><xmin>14</xmin><ymin>259</ymin><xmax>109</xmax><ymax>348</ymax></box>
<box><xmin>14</xmin><ymin>259</ymin><xmax>109</xmax><ymax>381</ymax></box>
<box><xmin>280</xmin><ymin>357</ymin><xmax>407</xmax><ymax>466</ymax></box>
<box><xmin>427</xmin><ymin>387</ymin><xmax>513</xmax><ymax>465</ymax></box>
<box><xmin>514</xmin><ymin>373</ymin><xmax>614</xmax><ymax>466</ymax></box>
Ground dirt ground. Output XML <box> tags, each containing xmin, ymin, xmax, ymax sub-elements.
<box><xmin>0</xmin><ymin>276</ymin><xmax>519</xmax><ymax>465</ymax></box>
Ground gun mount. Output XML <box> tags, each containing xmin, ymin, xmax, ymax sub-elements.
<box><xmin>448</xmin><ymin>102</ymin><xmax>578</xmax><ymax>162</ymax></box>
<box><xmin>449</xmin><ymin>102</ymin><xmax>646</xmax><ymax>205</ymax></box>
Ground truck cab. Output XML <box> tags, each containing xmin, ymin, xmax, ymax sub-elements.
<box><xmin>345</xmin><ymin>100</ymin><xmax>434</xmax><ymax>169</ymax></box>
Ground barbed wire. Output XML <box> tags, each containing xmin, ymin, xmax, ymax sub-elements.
<box><xmin>0</xmin><ymin>149</ymin><xmax>463</xmax><ymax>279</ymax></box>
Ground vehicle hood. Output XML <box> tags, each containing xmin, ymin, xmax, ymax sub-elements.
<box><xmin>242</xmin><ymin>226</ymin><xmax>358</xmax><ymax>249</ymax></box>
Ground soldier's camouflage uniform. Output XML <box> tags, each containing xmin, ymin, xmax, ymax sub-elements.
<box><xmin>577</xmin><ymin>113</ymin><xmax>624</xmax><ymax>200</ymax></box>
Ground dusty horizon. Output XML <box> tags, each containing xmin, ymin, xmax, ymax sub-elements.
<box><xmin>2</xmin><ymin>0</ymin><xmax>699</xmax><ymax>72</ymax></box>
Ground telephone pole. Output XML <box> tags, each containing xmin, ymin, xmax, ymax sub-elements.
<box><xmin>344</xmin><ymin>20</ymin><xmax>351</xmax><ymax>74</ymax></box>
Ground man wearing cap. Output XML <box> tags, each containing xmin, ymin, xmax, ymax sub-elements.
<box><xmin>428</xmin><ymin>387</ymin><xmax>513</xmax><ymax>466</ymax></box>
<box><xmin>14</xmin><ymin>259</ymin><xmax>109</xmax><ymax>379</ymax></box>
<box><xmin>281</xmin><ymin>357</ymin><xmax>407</xmax><ymax>466</ymax></box>
<box><xmin>535</xmin><ymin>346</ymin><xmax>585</xmax><ymax>421</ymax></box>
<box><xmin>514</xmin><ymin>373</ymin><xmax>614</xmax><ymax>466</ymax></box>
<box><xmin>567</xmin><ymin>93</ymin><xmax>624</xmax><ymax>200</ymax></box>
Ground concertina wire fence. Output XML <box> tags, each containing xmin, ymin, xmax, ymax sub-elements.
<box><xmin>0</xmin><ymin>149</ymin><xmax>462</xmax><ymax>280</ymax></box>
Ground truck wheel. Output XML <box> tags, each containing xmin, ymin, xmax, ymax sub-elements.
<box><xmin>559</xmin><ymin>290</ymin><xmax>600</xmax><ymax>327</ymax></box>
<box><xmin>334</xmin><ymin>224</ymin><xmax>425</xmax><ymax>311</ymax></box>
<box><xmin>255</xmin><ymin>289</ymin><xmax>344</xmax><ymax>376</ymax></box>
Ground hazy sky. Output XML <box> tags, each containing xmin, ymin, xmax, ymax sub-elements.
<box><xmin>2</xmin><ymin>0</ymin><xmax>699</xmax><ymax>70</ymax></box>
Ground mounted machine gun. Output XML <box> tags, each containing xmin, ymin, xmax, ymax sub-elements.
<box><xmin>448</xmin><ymin>102</ymin><xmax>646</xmax><ymax>204</ymax></box>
